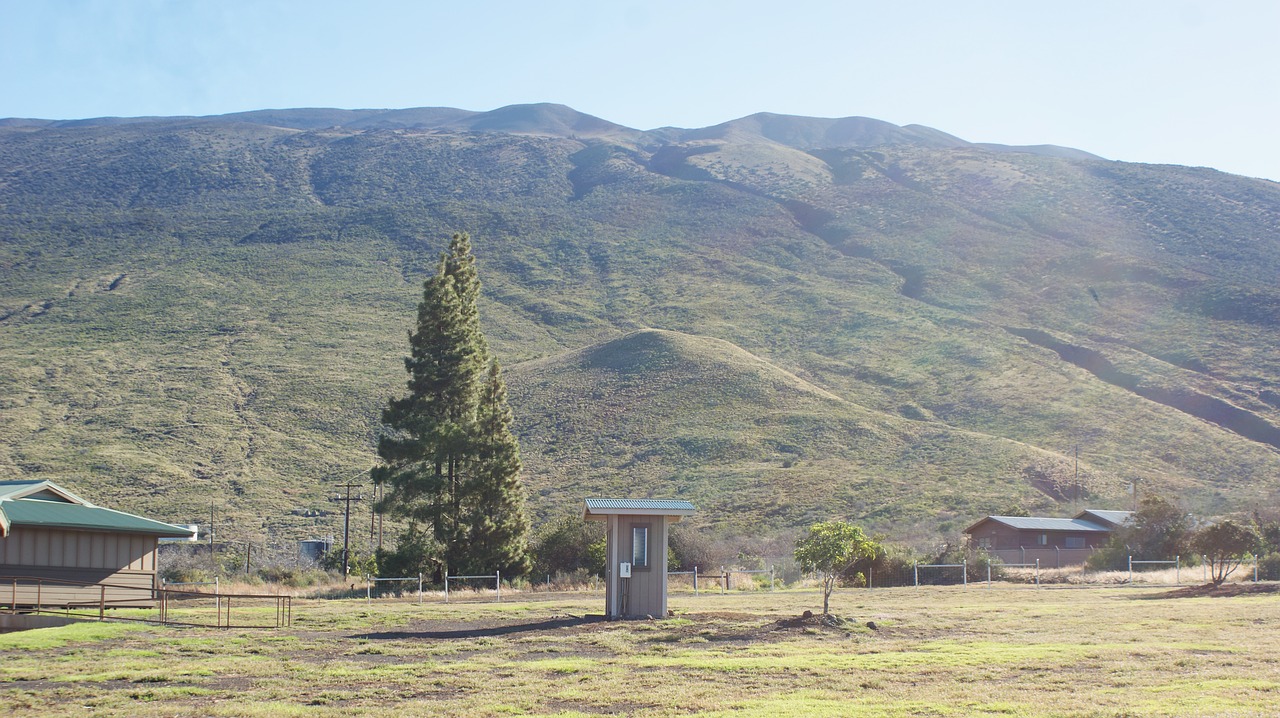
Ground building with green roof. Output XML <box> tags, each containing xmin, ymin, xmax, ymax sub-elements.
<box><xmin>1</xmin><ymin>480</ymin><xmax>194</xmax><ymax>609</ymax></box>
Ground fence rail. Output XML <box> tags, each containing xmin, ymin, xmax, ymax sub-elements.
<box><xmin>668</xmin><ymin>566</ymin><xmax>776</xmax><ymax>594</ymax></box>
<box><xmin>3</xmin><ymin>575</ymin><xmax>291</xmax><ymax>628</ymax></box>
<box><xmin>365</xmin><ymin>575</ymin><xmax>424</xmax><ymax>604</ymax></box>
<box><xmin>444</xmin><ymin>571</ymin><xmax>501</xmax><ymax>602</ymax></box>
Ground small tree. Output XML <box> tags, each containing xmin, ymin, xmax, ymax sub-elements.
<box><xmin>1088</xmin><ymin>494</ymin><xmax>1191</xmax><ymax>570</ymax></box>
<box><xmin>795</xmin><ymin>521</ymin><xmax>877</xmax><ymax>615</ymax></box>
<box><xmin>1192</xmin><ymin>520</ymin><xmax>1259</xmax><ymax>585</ymax></box>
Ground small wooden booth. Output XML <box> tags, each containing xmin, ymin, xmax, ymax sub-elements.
<box><xmin>1</xmin><ymin>480</ymin><xmax>195</xmax><ymax>609</ymax></box>
<box><xmin>583</xmin><ymin>498</ymin><xmax>695</xmax><ymax>619</ymax></box>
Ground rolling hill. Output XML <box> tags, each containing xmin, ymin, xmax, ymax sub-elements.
<box><xmin>2</xmin><ymin>103</ymin><xmax>1278</xmax><ymax>547</ymax></box>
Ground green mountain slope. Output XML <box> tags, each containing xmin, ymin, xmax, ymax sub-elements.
<box><xmin>509</xmin><ymin>328</ymin><xmax>1105</xmax><ymax>535</ymax></box>
<box><xmin>2</xmin><ymin>105</ymin><xmax>1278</xmax><ymax>543</ymax></box>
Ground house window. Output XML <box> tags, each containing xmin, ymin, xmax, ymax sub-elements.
<box><xmin>977</xmin><ymin>537</ymin><xmax>992</xmax><ymax>549</ymax></box>
<box><xmin>632</xmin><ymin>526</ymin><xmax>649</xmax><ymax>568</ymax></box>
<box><xmin>1037</xmin><ymin>534</ymin><xmax>1048</xmax><ymax>546</ymax></box>
<box><xmin>1065</xmin><ymin>536</ymin><xmax>1085</xmax><ymax>549</ymax></box>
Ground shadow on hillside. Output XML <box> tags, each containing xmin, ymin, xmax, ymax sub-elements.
<box><xmin>349</xmin><ymin>615</ymin><xmax>605</xmax><ymax>640</ymax></box>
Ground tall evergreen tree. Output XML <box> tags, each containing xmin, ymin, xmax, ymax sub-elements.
<box><xmin>373</xmin><ymin>233</ymin><xmax>530</xmax><ymax>578</ymax></box>
<box><xmin>467</xmin><ymin>359</ymin><xmax>532</xmax><ymax>576</ymax></box>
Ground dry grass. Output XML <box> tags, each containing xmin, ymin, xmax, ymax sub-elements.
<box><xmin>3</xmin><ymin>583</ymin><xmax>1279</xmax><ymax>716</ymax></box>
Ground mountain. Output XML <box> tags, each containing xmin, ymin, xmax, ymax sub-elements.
<box><xmin>2</xmin><ymin>104</ymin><xmax>1278</xmax><ymax>545</ymax></box>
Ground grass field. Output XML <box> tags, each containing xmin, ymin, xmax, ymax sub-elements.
<box><xmin>3</xmin><ymin>584</ymin><xmax>1278</xmax><ymax>717</ymax></box>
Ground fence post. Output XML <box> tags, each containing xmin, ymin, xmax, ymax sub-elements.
<box><xmin>445</xmin><ymin>574</ymin><xmax>449</xmax><ymax>603</ymax></box>
<box><xmin>419</xmin><ymin>574</ymin><xmax>424</xmax><ymax>605</ymax></box>
<box><xmin>496</xmin><ymin>570</ymin><xmax>501</xmax><ymax>602</ymax></box>
<box><xmin>1176</xmin><ymin>556</ymin><xmax>1180</xmax><ymax>585</ymax></box>
<box><xmin>913</xmin><ymin>562</ymin><xmax>919</xmax><ymax>588</ymax></box>
<box><xmin>770</xmin><ymin>565</ymin><xmax>775</xmax><ymax>591</ymax></box>
<box><xmin>1203</xmin><ymin>555</ymin><xmax>1207</xmax><ymax>583</ymax></box>
<box><xmin>1255</xmin><ymin>555</ymin><xmax>1259</xmax><ymax>583</ymax></box>
<box><xmin>1128</xmin><ymin>555</ymin><xmax>1133</xmax><ymax>585</ymax></box>
<box><xmin>366</xmin><ymin>577</ymin><xmax>371</xmax><ymax>605</ymax></box>
<box><xmin>1055</xmin><ymin>546</ymin><xmax>1060</xmax><ymax>569</ymax></box>
<box><xmin>693</xmin><ymin>566</ymin><xmax>699</xmax><ymax>595</ymax></box>
<box><xmin>986</xmin><ymin>562</ymin><xmax>991</xmax><ymax>588</ymax></box>
<box><xmin>962</xmin><ymin>559</ymin><xmax>968</xmax><ymax>587</ymax></box>
<box><xmin>1035</xmin><ymin>559</ymin><xmax>1040</xmax><ymax>588</ymax></box>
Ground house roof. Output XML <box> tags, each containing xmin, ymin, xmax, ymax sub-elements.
<box><xmin>0</xmin><ymin>479</ymin><xmax>87</xmax><ymax>504</ymax></box>
<box><xmin>583</xmin><ymin>498</ymin><xmax>696</xmax><ymax>520</ymax></box>
<box><xmin>1074</xmin><ymin>509</ymin><xmax>1133</xmax><ymax>528</ymax></box>
<box><xmin>0</xmin><ymin>479</ymin><xmax>195</xmax><ymax>538</ymax></box>
<box><xmin>964</xmin><ymin>515</ymin><xmax>1113</xmax><ymax>534</ymax></box>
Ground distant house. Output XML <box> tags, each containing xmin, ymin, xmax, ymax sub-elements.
<box><xmin>963</xmin><ymin>509</ymin><xmax>1133</xmax><ymax>567</ymax></box>
<box><xmin>0</xmin><ymin>480</ymin><xmax>195</xmax><ymax>608</ymax></box>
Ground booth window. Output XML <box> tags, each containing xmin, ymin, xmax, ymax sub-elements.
<box><xmin>632</xmin><ymin>526</ymin><xmax>649</xmax><ymax>568</ymax></box>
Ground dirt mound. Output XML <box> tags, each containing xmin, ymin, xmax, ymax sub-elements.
<box><xmin>774</xmin><ymin>610</ymin><xmax>870</xmax><ymax>630</ymax></box>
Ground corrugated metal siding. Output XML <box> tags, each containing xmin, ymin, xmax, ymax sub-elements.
<box><xmin>0</xmin><ymin>528</ymin><xmax>156</xmax><ymax>574</ymax></box>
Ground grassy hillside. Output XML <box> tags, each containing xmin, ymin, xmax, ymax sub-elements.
<box><xmin>2</xmin><ymin>105</ymin><xmax>1279</xmax><ymax>545</ymax></box>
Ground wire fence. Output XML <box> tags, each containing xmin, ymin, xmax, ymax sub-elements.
<box><xmin>445</xmin><ymin>572</ymin><xmax>502</xmax><ymax>603</ymax></box>
<box><xmin>668</xmin><ymin>566</ymin><xmax>776</xmax><ymax>594</ymax></box>
<box><xmin>364</xmin><ymin>575</ymin><xmax>424</xmax><ymax>604</ymax></box>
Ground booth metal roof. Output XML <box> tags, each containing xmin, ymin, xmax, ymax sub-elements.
<box><xmin>583</xmin><ymin>498</ymin><xmax>696</xmax><ymax>517</ymax></box>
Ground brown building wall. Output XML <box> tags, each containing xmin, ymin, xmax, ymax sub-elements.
<box><xmin>966</xmin><ymin>520</ymin><xmax>1109</xmax><ymax>552</ymax></box>
<box><xmin>0</xmin><ymin>527</ymin><xmax>160</xmax><ymax>608</ymax></box>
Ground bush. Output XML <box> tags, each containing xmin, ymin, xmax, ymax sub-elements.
<box><xmin>1258</xmin><ymin>553</ymin><xmax>1280</xmax><ymax>581</ymax></box>
<box><xmin>530</xmin><ymin>515</ymin><xmax>604</xmax><ymax>577</ymax></box>
<box><xmin>377</xmin><ymin>523</ymin><xmax>440</xmax><ymax>581</ymax></box>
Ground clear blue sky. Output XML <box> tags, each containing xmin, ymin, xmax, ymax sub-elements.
<box><xmin>3</xmin><ymin>0</ymin><xmax>1277</xmax><ymax>181</ymax></box>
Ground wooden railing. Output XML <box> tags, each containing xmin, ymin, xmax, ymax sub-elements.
<box><xmin>2</xmin><ymin>575</ymin><xmax>291</xmax><ymax>628</ymax></box>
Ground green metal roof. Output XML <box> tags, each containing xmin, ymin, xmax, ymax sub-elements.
<box><xmin>0</xmin><ymin>480</ymin><xmax>194</xmax><ymax>538</ymax></box>
<box><xmin>583</xmin><ymin>498</ymin><xmax>696</xmax><ymax>515</ymax></box>
<box><xmin>0</xmin><ymin>479</ymin><xmax>83</xmax><ymax>502</ymax></box>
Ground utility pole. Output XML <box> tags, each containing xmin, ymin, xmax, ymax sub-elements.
<box><xmin>1073</xmin><ymin>444</ymin><xmax>1079</xmax><ymax>503</ymax></box>
<box><xmin>369</xmin><ymin>482</ymin><xmax>385</xmax><ymax>553</ymax></box>
<box><xmin>332</xmin><ymin>484</ymin><xmax>363</xmax><ymax>576</ymax></box>
<box><xmin>209</xmin><ymin>501</ymin><xmax>216</xmax><ymax>576</ymax></box>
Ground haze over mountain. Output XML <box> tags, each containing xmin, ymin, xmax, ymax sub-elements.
<box><xmin>2</xmin><ymin>103</ymin><xmax>1278</xmax><ymax>545</ymax></box>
